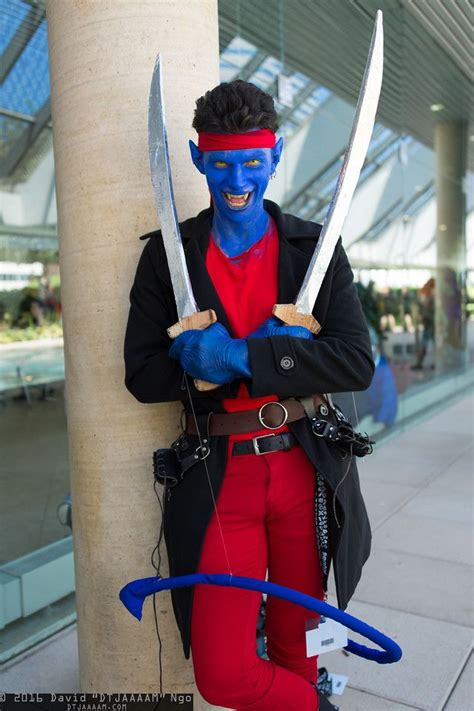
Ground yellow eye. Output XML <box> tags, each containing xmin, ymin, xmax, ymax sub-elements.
<box><xmin>245</xmin><ymin>159</ymin><xmax>261</xmax><ymax>166</ymax></box>
<box><xmin>214</xmin><ymin>160</ymin><xmax>228</xmax><ymax>168</ymax></box>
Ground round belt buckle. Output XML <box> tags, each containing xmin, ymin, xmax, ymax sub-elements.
<box><xmin>258</xmin><ymin>401</ymin><xmax>289</xmax><ymax>430</ymax></box>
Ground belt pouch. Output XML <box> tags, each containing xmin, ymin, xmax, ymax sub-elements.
<box><xmin>153</xmin><ymin>447</ymin><xmax>181</xmax><ymax>487</ymax></box>
<box><xmin>299</xmin><ymin>395</ymin><xmax>374</xmax><ymax>458</ymax></box>
<box><xmin>153</xmin><ymin>417</ymin><xmax>211</xmax><ymax>487</ymax></box>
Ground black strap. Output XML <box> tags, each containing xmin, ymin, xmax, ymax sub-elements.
<box><xmin>232</xmin><ymin>432</ymin><xmax>296</xmax><ymax>456</ymax></box>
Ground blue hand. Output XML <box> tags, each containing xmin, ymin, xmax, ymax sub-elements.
<box><xmin>169</xmin><ymin>322</ymin><xmax>251</xmax><ymax>384</ymax></box>
<box><xmin>248</xmin><ymin>315</ymin><xmax>314</xmax><ymax>340</ymax></box>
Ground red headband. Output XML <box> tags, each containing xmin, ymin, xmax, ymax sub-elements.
<box><xmin>197</xmin><ymin>129</ymin><xmax>276</xmax><ymax>152</ymax></box>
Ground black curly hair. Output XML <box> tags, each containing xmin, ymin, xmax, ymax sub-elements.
<box><xmin>192</xmin><ymin>80</ymin><xmax>278</xmax><ymax>134</ymax></box>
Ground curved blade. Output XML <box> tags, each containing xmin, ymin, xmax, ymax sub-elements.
<box><xmin>295</xmin><ymin>10</ymin><xmax>384</xmax><ymax>313</ymax></box>
<box><xmin>148</xmin><ymin>54</ymin><xmax>197</xmax><ymax>319</ymax></box>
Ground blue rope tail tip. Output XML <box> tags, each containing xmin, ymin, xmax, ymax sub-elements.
<box><xmin>118</xmin><ymin>573</ymin><xmax>402</xmax><ymax>664</ymax></box>
<box><xmin>118</xmin><ymin>575</ymin><xmax>165</xmax><ymax>621</ymax></box>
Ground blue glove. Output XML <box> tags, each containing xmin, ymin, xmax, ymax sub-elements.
<box><xmin>248</xmin><ymin>315</ymin><xmax>314</xmax><ymax>340</ymax></box>
<box><xmin>168</xmin><ymin>322</ymin><xmax>251</xmax><ymax>384</ymax></box>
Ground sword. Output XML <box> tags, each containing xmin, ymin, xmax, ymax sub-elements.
<box><xmin>273</xmin><ymin>10</ymin><xmax>384</xmax><ymax>333</ymax></box>
<box><xmin>148</xmin><ymin>55</ymin><xmax>217</xmax><ymax>390</ymax></box>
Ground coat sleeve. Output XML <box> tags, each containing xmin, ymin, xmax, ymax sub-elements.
<box><xmin>246</xmin><ymin>241</ymin><xmax>375</xmax><ymax>398</ymax></box>
<box><xmin>123</xmin><ymin>237</ymin><xmax>211</xmax><ymax>404</ymax></box>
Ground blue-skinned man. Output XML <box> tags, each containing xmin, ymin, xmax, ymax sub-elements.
<box><xmin>168</xmin><ymin>136</ymin><xmax>314</xmax><ymax>384</ymax></box>
<box><xmin>124</xmin><ymin>79</ymin><xmax>374</xmax><ymax>711</ymax></box>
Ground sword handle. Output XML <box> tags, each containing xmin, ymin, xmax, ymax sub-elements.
<box><xmin>167</xmin><ymin>309</ymin><xmax>221</xmax><ymax>392</ymax></box>
<box><xmin>272</xmin><ymin>304</ymin><xmax>321</xmax><ymax>335</ymax></box>
<box><xmin>194</xmin><ymin>379</ymin><xmax>220</xmax><ymax>392</ymax></box>
<box><xmin>167</xmin><ymin>310</ymin><xmax>217</xmax><ymax>338</ymax></box>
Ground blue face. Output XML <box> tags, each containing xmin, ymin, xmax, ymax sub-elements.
<box><xmin>203</xmin><ymin>147</ymin><xmax>273</xmax><ymax>221</ymax></box>
<box><xmin>189</xmin><ymin>136</ymin><xmax>283</xmax><ymax>255</ymax></box>
<box><xmin>190</xmin><ymin>139</ymin><xmax>283</xmax><ymax>221</ymax></box>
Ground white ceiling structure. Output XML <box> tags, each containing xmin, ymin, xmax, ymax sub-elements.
<box><xmin>218</xmin><ymin>0</ymin><xmax>473</xmax><ymax>278</ymax></box>
<box><xmin>0</xmin><ymin>0</ymin><xmax>472</xmax><ymax>281</ymax></box>
<box><xmin>219</xmin><ymin>0</ymin><xmax>473</xmax><ymax>156</ymax></box>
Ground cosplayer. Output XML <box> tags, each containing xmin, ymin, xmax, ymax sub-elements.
<box><xmin>124</xmin><ymin>80</ymin><xmax>375</xmax><ymax>711</ymax></box>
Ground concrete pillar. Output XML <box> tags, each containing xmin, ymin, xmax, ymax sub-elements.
<box><xmin>46</xmin><ymin>0</ymin><xmax>219</xmax><ymax>700</ymax></box>
<box><xmin>434</xmin><ymin>122</ymin><xmax>467</xmax><ymax>372</ymax></box>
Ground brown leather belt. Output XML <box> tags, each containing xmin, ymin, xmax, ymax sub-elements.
<box><xmin>185</xmin><ymin>394</ymin><xmax>329</xmax><ymax>436</ymax></box>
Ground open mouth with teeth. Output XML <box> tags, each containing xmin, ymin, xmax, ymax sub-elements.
<box><xmin>223</xmin><ymin>191</ymin><xmax>252</xmax><ymax>209</ymax></box>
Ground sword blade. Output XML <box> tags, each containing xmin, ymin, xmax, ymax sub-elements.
<box><xmin>295</xmin><ymin>10</ymin><xmax>384</xmax><ymax>314</ymax></box>
<box><xmin>148</xmin><ymin>54</ymin><xmax>198</xmax><ymax>319</ymax></box>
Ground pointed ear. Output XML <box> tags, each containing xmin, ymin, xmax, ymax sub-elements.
<box><xmin>271</xmin><ymin>137</ymin><xmax>284</xmax><ymax>172</ymax></box>
<box><xmin>189</xmin><ymin>140</ymin><xmax>205</xmax><ymax>174</ymax></box>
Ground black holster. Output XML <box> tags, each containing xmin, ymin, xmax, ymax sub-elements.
<box><xmin>153</xmin><ymin>414</ymin><xmax>211</xmax><ymax>487</ymax></box>
<box><xmin>299</xmin><ymin>395</ymin><xmax>374</xmax><ymax>458</ymax></box>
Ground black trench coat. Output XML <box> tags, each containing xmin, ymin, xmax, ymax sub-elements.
<box><xmin>124</xmin><ymin>199</ymin><xmax>374</xmax><ymax>660</ymax></box>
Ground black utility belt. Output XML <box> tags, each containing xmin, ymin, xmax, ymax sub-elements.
<box><xmin>232</xmin><ymin>432</ymin><xmax>296</xmax><ymax>456</ymax></box>
<box><xmin>153</xmin><ymin>432</ymin><xmax>298</xmax><ymax>489</ymax></box>
<box><xmin>153</xmin><ymin>402</ymin><xmax>374</xmax><ymax>489</ymax></box>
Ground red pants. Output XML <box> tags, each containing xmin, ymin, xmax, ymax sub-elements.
<box><xmin>191</xmin><ymin>441</ymin><xmax>325</xmax><ymax>710</ymax></box>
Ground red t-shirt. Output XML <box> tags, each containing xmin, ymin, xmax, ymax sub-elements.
<box><xmin>205</xmin><ymin>216</ymin><xmax>289</xmax><ymax>441</ymax></box>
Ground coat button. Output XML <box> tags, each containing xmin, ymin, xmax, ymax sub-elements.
<box><xmin>280</xmin><ymin>356</ymin><xmax>294</xmax><ymax>370</ymax></box>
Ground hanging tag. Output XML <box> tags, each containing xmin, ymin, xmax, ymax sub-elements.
<box><xmin>305</xmin><ymin>616</ymin><xmax>348</xmax><ymax>657</ymax></box>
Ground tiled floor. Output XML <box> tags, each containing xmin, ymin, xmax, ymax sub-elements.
<box><xmin>324</xmin><ymin>391</ymin><xmax>474</xmax><ymax>710</ymax></box>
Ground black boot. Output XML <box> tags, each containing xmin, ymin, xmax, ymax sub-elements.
<box><xmin>317</xmin><ymin>689</ymin><xmax>340</xmax><ymax>710</ymax></box>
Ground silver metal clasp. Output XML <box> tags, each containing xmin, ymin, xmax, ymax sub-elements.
<box><xmin>252</xmin><ymin>433</ymin><xmax>276</xmax><ymax>456</ymax></box>
<box><xmin>194</xmin><ymin>441</ymin><xmax>211</xmax><ymax>462</ymax></box>
<box><xmin>258</xmin><ymin>401</ymin><xmax>289</xmax><ymax>430</ymax></box>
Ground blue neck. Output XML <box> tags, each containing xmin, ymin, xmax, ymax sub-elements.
<box><xmin>212</xmin><ymin>209</ymin><xmax>270</xmax><ymax>257</ymax></box>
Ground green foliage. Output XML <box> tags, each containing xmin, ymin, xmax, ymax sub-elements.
<box><xmin>0</xmin><ymin>289</ymin><xmax>25</xmax><ymax>319</ymax></box>
<box><xmin>0</xmin><ymin>280</ymin><xmax>62</xmax><ymax>341</ymax></box>
<box><xmin>0</xmin><ymin>321</ymin><xmax>63</xmax><ymax>343</ymax></box>
<box><xmin>0</xmin><ymin>281</ymin><xmax>61</xmax><ymax>327</ymax></box>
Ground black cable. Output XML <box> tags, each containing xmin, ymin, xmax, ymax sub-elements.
<box><xmin>151</xmin><ymin>477</ymin><xmax>165</xmax><ymax>701</ymax></box>
<box><xmin>331</xmin><ymin>442</ymin><xmax>353</xmax><ymax>529</ymax></box>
